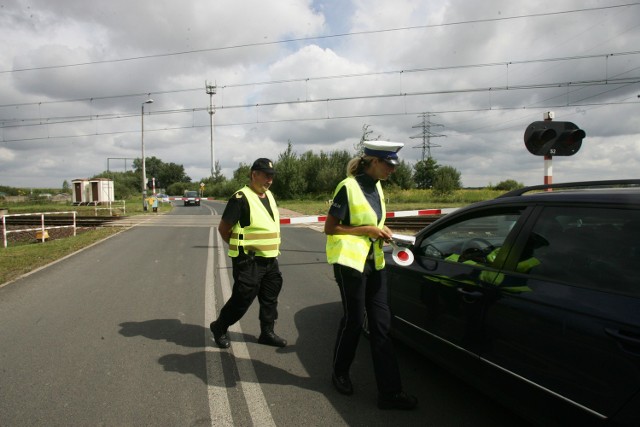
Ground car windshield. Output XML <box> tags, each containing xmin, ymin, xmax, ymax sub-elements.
<box><xmin>185</xmin><ymin>191</ymin><xmax>198</xmax><ymax>197</ymax></box>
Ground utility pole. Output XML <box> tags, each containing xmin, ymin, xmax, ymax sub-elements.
<box><xmin>205</xmin><ymin>81</ymin><xmax>217</xmax><ymax>178</ymax></box>
<box><xmin>410</xmin><ymin>113</ymin><xmax>445</xmax><ymax>161</ymax></box>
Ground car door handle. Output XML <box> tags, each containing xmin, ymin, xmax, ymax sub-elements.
<box><xmin>456</xmin><ymin>288</ymin><xmax>483</xmax><ymax>299</ymax></box>
<box><xmin>604</xmin><ymin>328</ymin><xmax>640</xmax><ymax>355</ymax></box>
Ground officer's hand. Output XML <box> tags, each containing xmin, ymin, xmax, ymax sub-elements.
<box><xmin>366</xmin><ymin>226</ymin><xmax>392</xmax><ymax>240</ymax></box>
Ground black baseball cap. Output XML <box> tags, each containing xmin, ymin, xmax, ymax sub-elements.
<box><xmin>251</xmin><ymin>158</ymin><xmax>276</xmax><ymax>174</ymax></box>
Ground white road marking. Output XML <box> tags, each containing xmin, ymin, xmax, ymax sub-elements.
<box><xmin>205</xmin><ymin>228</ymin><xmax>233</xmax><ymax>426</ymax></box>
<box><xmin>207</xmin><ymin>226</ymin><xmax>276</xmax><ymax>427</ymax></box>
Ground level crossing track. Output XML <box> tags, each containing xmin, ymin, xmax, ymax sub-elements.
<box><xmin>1</xmin><ymin>213</ymin><xmax>444</xmax><ymax>232</ymax></box>
<box><xmin>1</xmin><ymin>215</ymin><xmax>126</xmax><ymax>228</ymax></box>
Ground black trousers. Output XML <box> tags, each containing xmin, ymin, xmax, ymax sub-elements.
<box><xmin>332</xmin><ymin>261</ymin><xmax>402</xmax><ymax>394</ymax></box>
<box><xmin>216</xmin><ymin>252</ymin><xmax>283</xmax><ymax>329</ymax></box>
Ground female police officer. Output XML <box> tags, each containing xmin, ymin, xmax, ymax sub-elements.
<box><xmin>324</xmin><ymin>141</ymin><xmax>417</xmax><ymax>410</ymax></box>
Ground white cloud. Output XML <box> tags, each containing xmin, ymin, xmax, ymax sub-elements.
<box><xmin>1</xmin><ymin>0</ymin><xmax>639</xmax><ymax>189</ymax></box>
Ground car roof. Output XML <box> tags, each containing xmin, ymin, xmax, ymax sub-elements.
<box><xmin>418</xmin><ymin>180</ymin><xmax>640</xmax><ymax>239</ymax></box>
<box><xmin>445</xmin><ymin>179</ymin><xmax>640</xmax><ymax>218</ymax></box>
<box><xmin>496</xmin><ymin>179</ymin><xmax>640</xmax><ymax>205</ymax></box>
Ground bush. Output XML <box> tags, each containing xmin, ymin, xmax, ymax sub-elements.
<box><xmin>494</xmin><ymin>179</ymin><xmax>524</xmax><ymax>191</ymax></box>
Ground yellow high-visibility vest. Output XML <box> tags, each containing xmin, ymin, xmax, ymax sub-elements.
<box><xmin>228</xmin><ymin>187</ymin><xmax>280</xmax><ymax>258</ymax></box>
<box><xmin>326</xmin><ymin>177</ymin><xmax>386</xmax><ymax>272</ymax></box>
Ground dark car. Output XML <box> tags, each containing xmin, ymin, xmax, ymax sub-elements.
<box><xmin>384</xmin><ymin>179</ymin><xmax>640</xmax><ymax>426</ymax></box>
<box><xmin>183</xmin><ymin>191</ymin><xmax>200</xmax><ymax>206</ymax></box>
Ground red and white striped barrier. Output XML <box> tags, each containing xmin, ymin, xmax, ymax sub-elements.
<box><xmin>279</xmin><ymin>208</ymin><xmax>457</xmax><ymax>225</ymax></box>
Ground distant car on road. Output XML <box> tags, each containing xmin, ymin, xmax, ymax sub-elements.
<box><xmin>384</xmin><ymin>179</ymin><xmax>640</xmax><ymax>426</ymax></box>
<box><xmin>182</xmin><ymin>191</ymin><xmax>200</xmax><ymax>206</ymax></box>
<box><xmin>155</xmin><ymin>193</ymin><xmax>169</xmax><ymax>202</ymax></box>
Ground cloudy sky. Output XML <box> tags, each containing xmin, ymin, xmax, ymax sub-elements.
<box><xmin>1</xmin><ymin>0</ymin><xmax>639</xmax><ymax>190</ymax></box>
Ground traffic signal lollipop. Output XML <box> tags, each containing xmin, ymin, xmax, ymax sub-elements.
<box><xmin>389</xmin><ymin>239</ymin><xmax>415</xmax><ymax>267</ymax></box>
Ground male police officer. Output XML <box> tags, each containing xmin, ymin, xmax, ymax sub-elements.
<box><xmin>210</xmin><ymin>158</ymin><xmax>287</xmax><ymax>348</ymax></box>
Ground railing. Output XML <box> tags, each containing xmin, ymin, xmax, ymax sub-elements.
<box><xmin>92</xmin><ymin>200</ymin><xmax>126</xmax><ymax>216</ymax></box>
<box><xmin>1</xmin><ymin>211</ymin><xmax>77</xmax><ymax>248</ymax></box>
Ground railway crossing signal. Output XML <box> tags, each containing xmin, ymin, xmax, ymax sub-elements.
<box><xmin>524</xmin><ymin>121</ymin><xmax>585</xmax><ymax>156</ymax></box>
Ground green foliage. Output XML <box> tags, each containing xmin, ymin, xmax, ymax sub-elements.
<box><xmin>433</xmin><ymin>165</ymin><xmax>462</xmax><ymax>196</ymax></box>
<box><xmin>211</xmin><ymin>161</ymin><xmax>225</xmax><ymax>184</ymax></box>
<box><xmin>279</xmin><ymin>188</ymin><xmax>504</xmax><ymax>215</ymax></box>
<box><xmin>386</xmin><ymin>160</ymin><xmax>413</xmax><ymax>190</ymax></box>
<box><xmin>232</xmin><ymin>163</ymin><xmax>251</xmax><ymax>183</ymax></box>
<box><xmin>413</xmin><ymin>157</ymin><xmax>439</xmax><ymax>189</ymax></box>
<box><xmin>93</xmin><ymin>171</ymin><xmax>138</xmax><ymax>199</ymax></box>
<box><xmin>167</xmin><ymin>181</ymin><xmax>191</xmax><ymax>196</ymax></box>
<box><xmin>0</xmin><ymin>227</ymin><xmax>122</xmax><ymax>284</ymax></box>
<box><xmin>271</xmin><ymin>142</ymin><xmax>306</xmax><ymax>199</ymax></box>
<box><xmin>494</xmin><ymin>179</ymin><xmax>524</xmax><ymax>191</ymax></box>
<box><xmin>131</xmin><ymin>156</ymin><xmax>191</xmax><ymax>189</ymax></box>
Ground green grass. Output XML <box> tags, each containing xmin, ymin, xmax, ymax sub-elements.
<box><xmin>0</xmin><ymin>227</ymin><xmax>123</xmax><ymax>286</ymax></box>
<box><xmin>0</xmin><ymin>196</ymin><xmax>173</xmax><ymax>286</ymax></box>
<box><xmin>2</xmin><ymin>198</ymin><xmax>172</xmax><ymax>216</ymax></box>
<box><xmin>278</xmin><ymin>188</ymin><xmax>502</xmax><ymax>215</ymax></box>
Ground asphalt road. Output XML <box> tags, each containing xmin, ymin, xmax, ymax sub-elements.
<box><xmin>0</xmin><ymin>200</ymin><xmax>529</xmax><ymax>426</ymax></box>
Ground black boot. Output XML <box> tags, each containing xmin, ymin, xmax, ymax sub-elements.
<box><xmin>377</xmin><ymin>391</ymin><xmax>418</xmax><ymax>410</ymax></box>
<box><xmin>210</xmin><ymin>321</ymin><xmax>230</xmax><ymax>349</ymax></box>
<box><xmin>258</xmin><ymin>322</ymin><xmax>287</xmax><ymax>347</ymax></box>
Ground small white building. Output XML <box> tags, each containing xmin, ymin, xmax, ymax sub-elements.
<box><xmin>72</xmin><ymin>178</ymin><xmax>114</xmax><ymax>205</ymax></box>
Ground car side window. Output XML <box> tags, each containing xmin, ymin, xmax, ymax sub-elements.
<box><xmin>517</xmin><ymin>207</ymin><xmax>639</xmax><ymax>297</ymax></box>
<box><xmin>418</xmin><ymin>211</ymin><xmax>522</xmax><ymax>268</ymax></box>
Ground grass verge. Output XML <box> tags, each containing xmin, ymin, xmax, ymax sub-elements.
<box><xmin>0</xmin><ymin>227</ymin><xmax>123</xmax><ymax>286</ymax></box>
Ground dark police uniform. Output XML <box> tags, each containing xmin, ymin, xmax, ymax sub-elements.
<box><xmin>329</xmin><ymin>173</ymin><xmax>403</xmax><ymax>396</ymax></box>
<box><xmin>211</xmin><ymin>187</ymin><xmax>286</xmax><ymax>348</ymax></box>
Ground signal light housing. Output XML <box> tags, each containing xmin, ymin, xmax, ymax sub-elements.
<box><xmin>524</xmin><ymin>121</ymin><xmax>585</xmax><ymax>156</ymax></box>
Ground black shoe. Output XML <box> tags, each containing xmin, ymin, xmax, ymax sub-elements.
<box><xmin>332</xmin><ymin>372</ymin><xmax>354</xmax><ymax>395</ymax></box>
<box><xmin>378</xmin><ymin>391</ymin><xmax>418</xmax><ymax>410</ymax></box>
<box><xmin>210</xmin><ymin>321</ymin><xmax>230</xmax><ymax>349</ymax></box>
<box><xmin>258</xmin><ymin>331</ymin><xmax>287</xmax><ymax>347</ymax></box>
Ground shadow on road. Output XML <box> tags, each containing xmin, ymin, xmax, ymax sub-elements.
<box><xmin>118</xmin><ymin>302</ymin><xmax>528</xmax><ymax>426</ymax></box>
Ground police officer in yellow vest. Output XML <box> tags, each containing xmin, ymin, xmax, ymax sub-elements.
<box><xmin>210</xmin><ymin>158</ymin><xmax>287</xmax><ymax>349</ymax></box>
<box><xmin>325</xmin><ymin>141</ymin><xmax>417</xmax><ymax>410</ymax></box>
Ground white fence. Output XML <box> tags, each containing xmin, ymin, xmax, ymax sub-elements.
<box><xmin>92</xmin><ymin>200</ymin><xmax>126</xmax><ymax>216</ymax></box>
<box><xmin>1</xmin><ymin>211</ymin><xmax>77</xmax><ymax>248</ymax></box>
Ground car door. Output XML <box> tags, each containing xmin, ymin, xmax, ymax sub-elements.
<box><xmin>387</xmin><ymin>207</ymin><xmax>527</xmax><ymax>364</ymax></box>
<box><xmin>480</xmin><ymin>205</ymin><xmax>640</xmax><ymax>422</ymax></box>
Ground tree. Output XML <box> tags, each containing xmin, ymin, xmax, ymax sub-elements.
<box><xmin>62</xmin><ymin>180</ymin><xmax>71</xmax><ymax>194</ymax></box>
<box><xmin>132</xmin><ymin>157</ymin><xmax>191</xmax><ymax>190</ymax></box>
<box><xmin>271</xmin><ymin>141</ymin><xmax>306</xmax><ymax>199</ymax></box>
<box><xmin>319</xmin><ymin>150</ymin><xmax>351</xmax><ymax>194</ymax></box>
<box><xmin>494</xmin><ymin>179</ymin><xmax>524</xmax><ymax>191</ymax></box>
<box><xmin>386</xmin><ymin>160</ymin><xmax>413</xmax><ymax>190</ymax></box>
<box><xmin>413</xmin><ymin>157</ymin><xmax>439</xmax><ymax>189</ymax></box>
<box><xmin>159</xmin><ymin>162</ymin><xmax>191</xmax><ymax>188</ymax></box>
<box><xmin>211</xmin><ymin>161</ymin><xmax>225</xmax><ymax>184</ymax></box>
<box><xmin>433</xmin><ymin>165</ymin><xmax>462</xmax><ymax>195</ymax></box>
<box><xmin>300</xmin><ymin>150</ymin><xmax>322</xmax><ymax>194</ymax></box>
<box><xmin>232</xmin><ymin>163</ymin><xmax>251</xmax><ymax>184</ymax></box>
<box><xmin>167</xmin><ymin>181</ymin><xmax>191</xmax><ymax>196</ymax></box>
<box><xmin>143</xmin><ymin>156</ymin><xmax>164</xmax><ymax>180</ymax></box>
<box><xmin>355</xmin><ymin>124</ymin><xmax>381</xmax><ymax>155</ymax></box>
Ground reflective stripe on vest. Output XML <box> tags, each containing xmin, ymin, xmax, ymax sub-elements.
<box><xmin>326</xmin><ymin>177</ymin><xmax>386</xmax><ymax>272</ymax></box>
<box><xmin>228</xmin><ymin>187</ymin><xmax>281</xmax><ymax>258</ymax></box>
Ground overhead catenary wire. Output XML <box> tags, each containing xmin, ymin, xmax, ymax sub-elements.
<box><xmin>2</xmin><ymin>97</ymin><xmax>637</xmax><ymax>144</ymax></box>
<box><xmin>2</xmin><ymin>50</ymin><xmax>638</xmax><ymax>110</ymax></box>
<box><xmin>1</xmin><ymin>4</ymin><xmax>638</xmax><ymax>146</ymax></box>
<box><xmin>1</xmin><ymin>3</ymin><xmax>637</xmax><ymax>75</ymax></box>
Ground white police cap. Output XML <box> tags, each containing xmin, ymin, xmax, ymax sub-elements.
<box><xmin>363</xmin><ymin>141</ymin><xmax>404</xmax><ymax>165</ymax></box>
